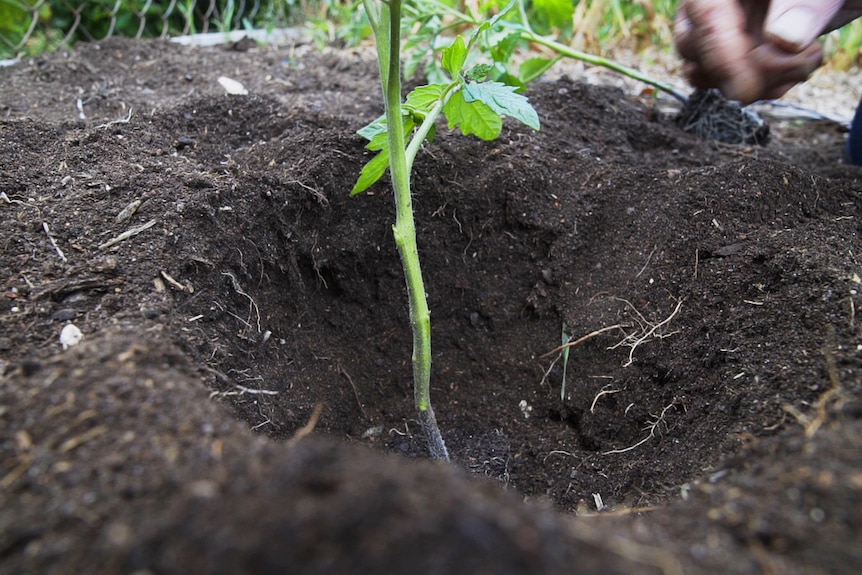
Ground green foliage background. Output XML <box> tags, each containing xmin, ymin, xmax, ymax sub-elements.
<box><xmin>2</xmin><ymin>0</ymin><xmax>860</xmax><ymax>68</ymax></box>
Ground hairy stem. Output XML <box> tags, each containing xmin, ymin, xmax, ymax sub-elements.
<box><xmin>376</xmin><ymin>0</ymin><xmax>449</xmax><ymax>461</ymax></box>
<box><xmin>406</xmin><ymin>87</ymin><xmax>456</xmax><ymax>172</ymax></box>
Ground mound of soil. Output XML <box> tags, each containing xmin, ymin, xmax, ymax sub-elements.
<box><xmin>1</xmin><ymin>37</ymin><xmax>861</xmax><ymax>574</ymax></box>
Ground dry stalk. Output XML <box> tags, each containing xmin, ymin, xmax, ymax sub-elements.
<box><xmin>42</xmin><ymin>222</ymin><xmax>67</xmax><ymax>263</ymax></box>
<box><xmin>160</xmin><ymin>270</ymin><xmax>193</xmax><ymax>292</ymax></box>
<box><xmin>538</xmin><ymin>352</ymin><xmax>563</xmax><ymax>389</ymax></box>
<box><xmin>541</xmin><ymin>324</ymin><xmax>628</xmax><ymax>359</ymax></box>
<box><xmin>95</xmin><ymin>107</ymin><xmax>133</xmax><ymax>129</ymax></box>
<box><xmin>98</xmin><ymin>218</ymin><xmax>157</xmax><ymax>250</ymax></box>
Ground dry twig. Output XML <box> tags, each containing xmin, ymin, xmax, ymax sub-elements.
<box><xmin>42</xmin><ymin>222</ymin><xmax>67</xmax><ymax>263</ymax></box>
<box><xmin>99</xmin><ymin>219</ymin><xmax>156</xmax><ymax>249</ymax></box>
<box><xmin>540</xmin><ymin>324</ymin><xmax>628</xmax><ymax>359</ymax></box>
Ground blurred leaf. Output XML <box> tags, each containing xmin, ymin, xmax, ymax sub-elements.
<box><xmin>519</xmin><ymin>57</ymin><xmax>557</xmax><ymax>83</ymax></box>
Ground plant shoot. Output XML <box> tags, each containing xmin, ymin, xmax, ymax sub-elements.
<box><xmin>355</xmin><ymin>0</ymin><xmax>539</xmax><ymax>460</ymax></box>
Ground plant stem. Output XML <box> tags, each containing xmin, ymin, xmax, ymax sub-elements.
<box><xmin>415</xmin><ymin>0</ymin><xmax>688</xmax><ymax>102</ymax></box>
<box><xmin>518</xmin><ymin>31</ymin><xmax>688</xmax><ymax>102</ymax></box>
<box><xmin>406</xmin><ymin>89</ymin><xmax>454</xmax><ymax>172</ymax></box>
<box><xmin>378</xmin><ymin>0</ymin><xmax>449</xmax><ymax>461</ymax></box>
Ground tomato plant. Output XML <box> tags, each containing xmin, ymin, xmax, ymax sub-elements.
<box><xmin>355</xmin><ymin>0</ymin><xmax>539</xmax><ymax>460</ymax></box>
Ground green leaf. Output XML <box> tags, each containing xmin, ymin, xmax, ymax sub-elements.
<box><xmin>560</xmin><ymin>323</ymin><xmax>571</xmax><ymax>401</ymax></box>
<box><xmin>532</xmin><ymin>0</ymin><xmax>574</xmax><ymax>30</ymax></box>
<box><xmin>405</xmin><ymin>83</ymin><xmax>447</xmax><ymax>115</ymax></box>
<box><xmin>352</xmin><ymin>151</ymin><xmax>389</xmax><ymax>196</ymax></box>
<box><xmin>489</xmin><ymin>31</ymin><xmax>522</xmax><ymax>65</ymax></box>
<box><xmin>366</xmin><ymin>130</ymin><xmax>391</xmax><ymax>151</ymax></box>
<box><xmin>488</xmin><ymin>0</ymin><xmax>518</xmax><ymax>27</ymax></box>
<box><xmin>519</xmin><ymin>57</ymin><xmax>558</xmax><ymax>84</ymax></box>
<box><xmin>468</xmin><ymin>0</ymin><xmax>518</xmax><ymax>49</ymax></box>
<box><xmin>462</xmin><ymin>81</ymin><xmax>540</xmax><ymax>130</ymax></box>
<box><xmin>443</xmin><ymin>90</ymin><xmax>502</xmax><ymax>141</ymax></box>
<box><xmin>441</xmin><ymin>35</ymin><xmax>468</xmax><ymax>77</ymax></box>
<box><xmin>357</xmin><ymin>115</ymin><xmax>386</xmax><ymax>141</ymax></box>
<box><xmin>360</xmin><ymin>116</ymin><xmax>415</xmax><ymax>150</ymax></box>
<box><xmin>494</xmin><ymin>71</ymin><xmax>527</xmax><ymax>92</ymax></box>
<box><xmin>426</xmin><ymin>122</ymin><xmax>437</xmax><ymax>145</ymax></box>
<box><xmin>353</xmin><ymin>113</ymin><xmax>416</xmax><ymax>195</ymax></box>
<box><xmin>465</xmin><ymin>63</ymin><xmax>493</xmax><ymax>82</ymax></box>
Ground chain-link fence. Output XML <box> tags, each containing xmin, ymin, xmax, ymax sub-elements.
<box><xmin>0</xmin><ymin>0</ymin><xmax>308</xmax><ymax>58</ymax></box>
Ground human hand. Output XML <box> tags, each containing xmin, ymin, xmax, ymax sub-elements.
<box><xmin>675</xmin><ymin>0</ymin><xmax>862</xmax><ymax>103</ymax></box>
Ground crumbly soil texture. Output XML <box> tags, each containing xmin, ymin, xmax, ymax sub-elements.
<box><xmin>2</xmin><ymin>38</ymin><xmax>862</xmax><ymax>574</ymax></box>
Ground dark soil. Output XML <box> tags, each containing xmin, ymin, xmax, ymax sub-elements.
<box><xmin>1</xmin><ymin>37</ymin><xmax>861</xmax><ymax>574</ymax></box>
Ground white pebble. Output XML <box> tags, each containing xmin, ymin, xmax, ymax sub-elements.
<box><xmin>218</xmin><ymin>76</ymin><xmax>248</xmax><ymax>95</ymax></box>
<box><xmin>60</xmin><ymin>324</ymin><xmax>84</xmax><ymax>350</ymax></box>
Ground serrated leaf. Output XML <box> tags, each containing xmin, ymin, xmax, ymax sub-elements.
<box><xmin>352</xmin><ymin>151</ymin><xmax>389</xmax><ymax>196</ymax></box>
<box><xmin>443</xmin><ymin>90</ymin><xmax>502</xmax><ymax>141</ymax></box>
<box><xmin>441</xmin><ymin>35</ymin><xmax>468</xmax><ymax>77</ymax></box>
<box><xmin>462</xmin><ymin>81</ymin><xmax>540</xmax><ymax>130</ymax></box>
<box><xmin>519</xmin><ymin>57</ymin><xmax>557</xmax><ymax>84</ymax></box>
<box><xmin>405</xmin><ymin>83</ymin><xmax>447</xmax><ymax>115</ymax></box>
<box><xmin>494</xmin><ymin>71</ymin><xmax>526</xmax><ymax>92</ymax></box>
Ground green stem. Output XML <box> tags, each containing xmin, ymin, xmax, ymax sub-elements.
<box><xmin>417</xmin><ymin>0</ymin><xmax>687</xmax><ymax>102</ymax></box>
<box><xmin>521</xmin><ymin>31</ymin><xmax>688</xmax><ymax>102</ymax></box>
<box><xmin>376</xmin><ymin>0</ymin><xmax>449</xmax><ymax>461</ymax></box>
<box><xmin>406</xmin><ymin>86</ymin><xmax>457</xmax><ymax>172</ymax></box>
<box><xmin>362</xmin><ymin>0</ymin><xmax>379</xmax><ymax>36</ymax></box>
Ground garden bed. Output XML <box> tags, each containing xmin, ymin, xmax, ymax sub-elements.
<box><xmin>1</xmin><ymin>37</ymin><xmax>861</xmax><ymax>573</ymax></box>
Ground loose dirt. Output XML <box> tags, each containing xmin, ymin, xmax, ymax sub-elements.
<box><xmin>1</xmin><ymin>37</ymin><xmax>861</xmax><ymax>574</ymax></box>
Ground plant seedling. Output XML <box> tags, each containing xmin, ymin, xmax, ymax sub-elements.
<box><xmin>354</xmin><ymin>0</ymin><xmax>539</xmax><ymax>460</ymax></box>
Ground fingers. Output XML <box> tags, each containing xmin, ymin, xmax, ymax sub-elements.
<box><xmin>683</xmin><ymin>41</ymin><xmax>822</xmax><ymax>102</ymax></box>
<box><xmin>675</xmin><ymin>1</ymin><xmax>764</xmax><ymax>103</ymax></box>
<box><xmin>825</xmin><ymin>9</ymin><xmax>862</xmax><ymax>34</ymax></box>
<box><xmin>674</xmin><ymin>0</ymin><xmax>831</xmax><ymax>103</ymax></box>
<box><xmin>750</xmin><ymin>41</ymin><xmax>823</xmax><ymax>99</ymax></box>
<box><xmin>764</xmin><ymin>0</ymin><xmax>845</xmax><ymax>51</ymax></box>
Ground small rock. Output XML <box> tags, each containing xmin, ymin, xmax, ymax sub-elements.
<box><xmin>60</xmin><ymin>323</ymin><xmax>84</xmax><ymax>350</ymax></box>
<box><xmin>52</xmin><ymin>308</ymin><xmax>78</xmax><ymax>321</ymax></box>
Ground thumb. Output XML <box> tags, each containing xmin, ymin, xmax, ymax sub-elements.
<box><xmin>764</xmin><ymin>0</ymin><xmax>845</xmax><ymax>51</ymax></box>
